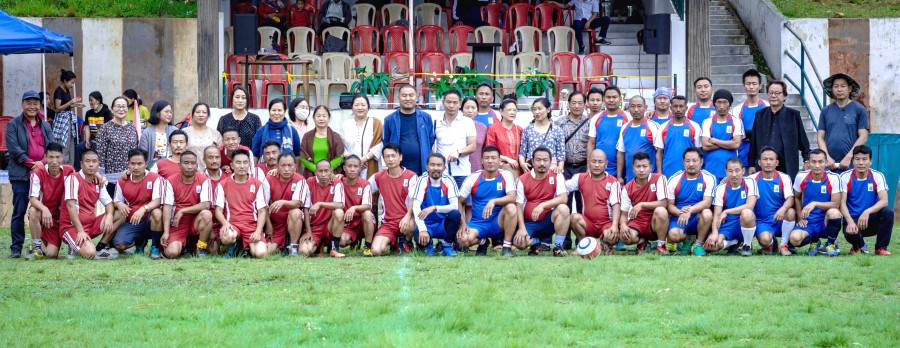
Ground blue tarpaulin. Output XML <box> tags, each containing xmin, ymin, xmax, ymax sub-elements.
<box><xmin>0</xmin><ymin>9</ymin><xmax>73</xmax><ymax>55</ymax></box>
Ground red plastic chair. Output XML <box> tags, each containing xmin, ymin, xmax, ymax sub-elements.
<box><xmin>385</xmin><ymin>52</ymin><xmax>412</xmax><ymax>107</ymax></box>
<box><xmin>0</xmin><ymin>115</ymin><xmax>13</xmax><ymax>152</ymax></box>
<box><xmin>260</xmin><ymin>54</ymin><xmax>290</xmax><ymax>106</ymax></box>
<box><xmin>481</xmin><ymin>3</ymin><xmax>507</xmax><ymax>28</ymax></box>
<box><xmin>351</xmin><ymin>25</ymin><xmax>380</xmax><ymax>54</ymax></box>
<box><xmin>583</xmin><ymin>52</ymin><xmax>613</xmax><ymax>91</ymax></box>
<box><xmin>226</xmin><ymin>54</ymin><xmax>257</xmax><ymax>108</ymax></box>
<box><xmin>551</xmin><ymin>52</ymin><xmax>581</xmax><ymax>106</ymax></box>
<box><xmin>417</xmin><ymin>52</ymin><xmax>451</xmax><ymax>101</ymax></box>
<box><xmin>416</xmin><ymin>25</ymin><xmax>445</xmax><ymax>53</ymax></box>
<box><xmin>506</xmin><ymin>3</ymin><xmax>533</xmax><ymax>32</ymax></box>
<box><xmin>448</xmin><ymin>25</ymin><xmax>475</xmax><ymax>54</ymax></box>
<box><xmin>534</xmin><ymin>3</ymin><xmax>564</xmax><ymax>31</ymax></box>
<box><xmin>288</xmin><ymin>3</ymin><xmax>317</xmax><ymax>28</ymax></box>
<box><xmin>382</xmin><ymin>25</ymin><xmax>410</xmax><ymax>54</ymax></box>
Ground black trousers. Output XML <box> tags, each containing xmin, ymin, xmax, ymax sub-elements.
<box><xmin>843</xmin><ymin>207</ymin><xmax>894</xmax><ymax>250</ymax></box>
<box><xmin>564</xmin><ymin>162</ymin><xmax>587</xmax><ymax>214</ymax></box>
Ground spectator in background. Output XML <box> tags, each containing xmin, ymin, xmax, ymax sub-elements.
<box><xmin>485</xmin><ymin>99</ymin><xmax>523</xmax><ymax>177</ymax></box>
<box><xmin>140</xmin><ymin>100</ymin><xmax>179</xmax><ymax>165</ymax></box>
<box><xmin>217</xmin><ymin>86</ymin><xmax>261</xmax><ymax>149</ymax></box>
<box><xmin>341</xmin><ymin>94</ymin><xmax>384</xmax><ymax>179</ymax></box>
<box><xmin>76</xmin><ymin>91</ymin><xmax>112</xmax><ymax>171</ymax></box>
<box><xmin>817</xmin><ymin>73</ymin><xmax>869</xmax><ymax>171</ymax></box>
<box><xmin>565</xmin><ymin>0</ymin><xmax>612</xmax><ymax>54</ymax></box>
<box><xmin>749</xmin><ymin>80</ymin><xmax>810</xmax><ymax>179</ymax></box>
<box><xmin>318</xmin><ymin>0</ymin><xmax>351</xmax><ymax>33</ymax></box>
<box><xmin>382</xmin><ymin>84</ymin><xmax>435</xmax><ymax>175</ymax></box>
<box><xmin>5</xmin><ymin>91</ymin><xmax>54</xmax><ymax>258</ymax></box>
<box><xmin>433</xmin><ymin>89</ymin><xmax>477</xmax><ymax>188</ymax></box>
<box><xmin>183</xmin><ymin>102</ymin><xmax>223</xmax><ymax>172</ymax></box>
<box><xmin>299</xmin><ymin>106</ymin><xmax>345</xmax><ymax>177</ymax></box>
<box><xmin>52</xmin><ymin>69</ymin><xmax>83</xmax><ymax>164</ymax></box>
<box><xmin>519</xmin><ymin>98</ymin><xmax>566</xmax><ymax>175</ymax></box>
<box><xmin>452</xmin><ymin>0</ymin><xmax>487</xmax><ymax>28</ymax></box>
<box><xmin>461</xmin><ymin>97</ymin><xmax>487</xmax><ymax>172</ymax></box>
<box><xmin>40</xmin><ymin>92</ymin><xmax>56</xmax><ymax>123</ymax></box>
<box><xmin>290</xmin><ymin>0</ymin><xmax>312</xmax><ymax>28</ymax></box>
<box><xmin>556</xmin><ymin>91</ymin><xmax>591</xmax><ymax>217</ymax></box>
<box><xmin>288</xmin><ymin>97</ymin><xmax>311</xmax><ymax>140</ymax></box>
<box><xmin>258</xmin><ymin>0</ymin><xmax>286</xmax><ymax>30</ymax></box>
<box><xmin>252</xmin><ymin>99</ymin><xmax>301</xmax><ymax>159</ymax></box>
<box><xmin>123</xmin><ymin>89</ymin><xmax>150</xmax><ymax>126</ymax></box>
<box><xmin>96</xmin><ymin>96</ymin><xmax>141</xmax><ymax>197</ymax></box>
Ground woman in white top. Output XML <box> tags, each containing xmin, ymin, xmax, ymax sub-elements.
<box><xmin>183</xmin><ymin>102</ymin><xmax>223</xmax><ymax>171</ymax></box>
<box><xmin>340</xmin><ymin>94</ymin><xmax>383</xmax><ymax>179</ymax></box>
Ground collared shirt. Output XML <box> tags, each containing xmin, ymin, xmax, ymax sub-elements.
<box><xmin>519</xmin><ymin>122</ymin><xmax>567</xmax><ymax>164</ymax></box>
<box><xmin>23</xmin><ymin>118</ymin><xmax>45</xmax><ymax>168</ymax></box>
<box><xmin>435</xmin><ymin>115</ymin><xmax>477</xmax><ymax>177</ymax></box>
<box><xmin>554</xmin><ymin>113</ymin><xmax>590</xmax><ymax>164</ymax></box>
<box><xmin>569</xmin><ymin>0</ymin><xmax>599</xmax><ymax>21</ymax></box>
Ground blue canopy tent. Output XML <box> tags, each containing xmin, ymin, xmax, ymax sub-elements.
<box><xmin>0</xmin><ymin>10</ymin><xmax>75</xmax><ymax>116</ymax></box>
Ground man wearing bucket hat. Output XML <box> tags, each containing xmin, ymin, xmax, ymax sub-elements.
<box><xmin>817</xmin><ymin>73</ymin><xmax>869</xmax><ymax>171</ymax></box>
<box><xmin>649</xmin><ymin>87</ymin><xmax>673</xmax><ymax>127</ymax></box>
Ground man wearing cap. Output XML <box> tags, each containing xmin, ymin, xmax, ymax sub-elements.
<box><xmin>748</xmin><ymin>80</ymin><xmax>810</xmax><ymax>179</ymax></box>
<box><xmin>4</xmin><ymin>91</ymin><xmax>54</xmax><ymax>258</ymax></box>
<box><xmin>700</xmin><ymin>89</ymin><xmax>744</xmax><ymax>183</ymax></box>
<box><xmin>734</xmin><ymin>69</ymin><xmax>768</xmax><ymax>173</ymax></box>
<box><xmin>817</xmin><ymin>73</ymin><xmax>869</xmax><ymax>171</ymax></box>
<box><xmin>649</xmin><ymin>88</ymin><xmax>673</xmax><ymax>126</ymax></box>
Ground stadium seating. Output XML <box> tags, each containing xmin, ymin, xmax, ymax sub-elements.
<box><xmin>448</xmin><ymin>25</ymin><xmax>475</xmax><ymax>54</ymax></box>
<box><xmin>384</xmin><ymin>52</ymin><xmax>411</xmax><ymax>107</ymax></box>
<box><xmin>226</xmin><ymin>54</ymin><xmax>257</xmax><ymax>108</ymax></box>
<box><xmin>322</xmin><ymin>53</ymin><xmax>354</xmax><ymax>107</ymax></box>
<box><xmin>534</xmin><ymin>2</ymin><xmax>565</xmax><ymax>31</ymax></box>
<box><xmin>351</xmin><ymin>25</ymin><xmax>380</xmax><ymax>55</ymax></box>
<box><xmin>547</xmin><ymin>26</ymin><xmax>576</xmax><ymax>54</ymax></box>
<box><xmin>506</xmin><ymin>3</ymin><xmax>534</xmax><ymax>31</ymax></box>
<box><xmin>381</xmin><ymin>4</ymin><xmax>408</xmax><ymax>27</ymax></box>
<box><xmin>550</xmin><ymin>52</ymin><xmax>581</xmax><ymax>105</ymax></box>
<box><xmin>286</xmin><ymin>27</ymin><xmax>317</xmax><ymax>57</ymax></box>
<box><xmin>415</xmin><ymin>3</ymin><xmax>449</xmax><ymax>27</ymax></box>
<box><xmin>481</xmin><ymin>2</ymin><xmax>506</xmax><ymax>28</ymax></box>
<box><xmin>322</xmin><ymin>26</ymin><xmax>351</xmax><ymax>53</ymax></box>
<box><xmin>258</xmin><ymin>26</ymin><xmax>282</xmax><ymax>51</ymax></box>
<box><xmin>259</xmin><ymin>54</ymin><xmax>290</xmax><ymax>106</ymax></box>
<box><xmin>382</xmin><ymin>25</ymin><xmax>410</xmax><ymax>54</ymax></box>
<box><xmin>416</xmin><ymin>25</ymin><xmax>445</xmax><ymax>53</ymax></box>
<box><xmin>582</xmin><ymin>52</ymin><xmax>613</xmax><ymax>91</ymax></box>
<box><xmin>353</xmin><ymin>3</ymin><xmax>377</xmax><ymax>27</ymax></box>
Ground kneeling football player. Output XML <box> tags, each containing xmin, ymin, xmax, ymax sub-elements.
<box><xmin>27</xmin><ymin>143</ymin><xmax>74</xmax><ymax>259</ymax></box>
<box><xmin>653</xmin><ymin>147</ymin><xmax>715</xmax><ymax>256</ymax></box>
<box><xmin>111</xmin><ymin>148</ymin><xmax>164</xmax><ymax>256</ymax></box>
<box><xmin>299</xmin><ymin>159</ymin><xmax>345</xmax><ymax>257</ymax></box>
<box><xmin>707</xmin><ymin>158</ymin><xmax>758</xmax><ymax>256</ymax></box>
<box><xmin>59</xmin><ymin>150</ymin><xmax>124</xmax><ymax>259</ymax></box>
<box><xmin>514</xmin><ymin>147</ymin><xmax>570</xmax><ymax>256</ymax></box>
<box><xmin>161</xmin><ymin>150</ymin><xmax>214</xmax><ymax>258</ymax></box>
<box><xmin>457</xmin><ymin>146</ymin><xmax>518</xmax><ymax>256</ymax></box>
<box><xmin>369</xmin><ymin>144</ymin><xmax>418</xmax><ymax>256</ymax></box>
<box><xmin>215</xmin><ymin>149</ymin><xmax>270</xmax><ymax>258</ymax></box>
<box><xmin>566</xmin><ymin>149</ymin><xmax>621</xmax><ymax>254</ymax></box>
<box><xmin>749</xmin><ymin>147</ymin><xmax>797</xmax><ymax>255</ymax></box>
<box><xmin>340</xmin><ymin>155</ymin><xmax>375</xmax><ymax>254</ymax></box>
<box><xmin>411</xmin><ymin>153</ymin><xmax>462</xmax><ymax>257</ymax></box>
<box><xmin>617</xmin><ymin>152</ymin><xmax>669</xmax><ymax>254</ymax></box>
<box><xmin>789</xmin><ymin>149</ymin><xmax>843</xmax><ymax>256</ymax></box>
<box><xmin>266</xmin><ymin>152</ymin><xmax>307</xmax><ymax>256</ymax></box>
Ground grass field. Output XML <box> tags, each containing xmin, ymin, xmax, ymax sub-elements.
<box><xmin>0</xmin><ymin>0</ymin><xmax>197</xmax><ymax>18</ymax></box>
<box><xmin>772</xmin><ymin>0</ymin><xmax>900</xmax><ymax>18</ymax></box>
<box><xmin>1</xmin><ymin>228</ymin><xmax>898</xmax><ymax>346</ymax></box>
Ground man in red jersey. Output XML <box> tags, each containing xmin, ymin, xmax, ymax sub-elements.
<box><xmin>340</xmin><ymin>155</ymin><xmax>375</xmax><ymax>255</ymax></box>
<box><xmin>203</xmin><ymin>145</ymin><xmax>227</xmax><ymax>255</ymax></box>
<box><xmin>219</xmin><ymin>127</ymin><xmax>253</xmax><ymax>173</ymax></box>
<box><xmin>567</xmin><ymin>149</ymin><xmax>621</xmax><ymax>254</ymax></box>
<box><xmin>299</xmin><ymin>159</ymin><xmax>345</xmax><ymax>257</ymax></box>
<box><xmin>26</xmin><ymin>143</ymin><xmax>74</xmax><ymax>259</ymax></box>
<box><xmin>266</xmin><ymin>152</ymin><xmax>307</xmax><ymax>256</ymax></box>
<box><xmin>369</xmin><ymin>144</ymin><xmax>418</xmax><ymax>256</ymax></box>
<box><xmin>514</xmin><ymin>147</ymin><xmax>571</xmax><ymax>256</ymax></box>
<box><xmin>617</xmin><ymin>151</ymin><xmax>669</xmax><ymax>254</ymax></box>
<box><xmin>109</xmin><ymin>148</ymin><xmax>164</xmax><ymax>257</ymax></box>
<box><xmin>215</xmin><ymin>149</ymin><xmax>270</xmax><ymax>258</ymax></box>
<box><xmin>151</xmin><ymin>130</ymin><xmax>189</xmax><ymax>179</ymax></box>
<box><xmin>59</xmin><ymin>150</ymin><xmax>123</xmax><ymax>259</ymax></box>
<box><xmin>161</xmin><ymin>150</ymin><xmax>214</xmax><ymax>258</ymax></box>
<box><xmin>258</xmin><ymin>140</ymin><xmax>281</xmax><ymax>174</ymax></box>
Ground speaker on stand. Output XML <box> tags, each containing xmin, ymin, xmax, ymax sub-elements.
<box><xmin>233</xmin><ymin>14</ymin><xmax>258</xmax><ymax>91</ymax></box>
<box><xmin>643</xmin><ymin>14</ymin><xmax>671</xmax><ymax>91</ymax></box>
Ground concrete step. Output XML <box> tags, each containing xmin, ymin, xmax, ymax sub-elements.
<box><xmin>710</xmin><ymin>44</ymin><xmax>750</xmax><ymax>55</ymax></box>
<box><xmin>606</xmin><ymin>38</ymin><xmax>640</xmax><ymax>46</ymax></box>
<box><xmin>712</xmin><ymin>64</ymin><xmax>756</xmax><ymax>74</ymax></box>
<box><xmin>711</xmin><ymin>19</ymin><xmax>740</xmax><ymax>26</ymax></box>
<box><xmin>614</xmin><ymin>77</ymin><xmax>673</xmax><ymax>88</ymax></box>
<box><xmin>712</xmin><ymin>74</ymin><xmax>744</xmax><ymax>84</ymax></box>
<box><xmin>710</xmin><ymin>10</ymin><xmax>732</xmax><ymax>17</ymax></box>
<box><xmin>710</xmin><ymin>5</ymin><xmax>727</xmax><ymax>11</ymax></box>
<box><xmin>607</xmin><ymin>24</ymin><xmax>645</xmax><ymax>33</ymax></box>
<box><xmin>711</xmin><ymin>35</ymin><xmax>746</xmax><ymax>45</ymax></box>
<box><xmin>710</xmin><ymin>24</ymin><xmax>742</xmax><ymax>31</ymax></box>
<box><xmin>710</xmin><ymin>14</ymin><xmax>737</xmax><ymax>21</ymax></box>
<box><xmin>611</xmin><ymin>61</ymin><xmax>671</xmax><ymax>69</ymax></box>
<box><xmin>710</xmin><ymin>28</ymin><xmax>743</xmax><ymax>36</ymax></box>
<box><xmin>608</xmin><ymin>54</ymin><xmax>670</xmax><ymax>63</ymax></box>
<box><xmin>596</xmin><ymin>45</ymin><xmax>646</xmax><ymax>55</ymax></box>
<box><xmin>712</xmin><ymin>55</ymin><xmax>754</xmax><ymax>65</ymax></box>
<box><xmin>714</xmin><ymin>83</ymin><xmax>745</xmax><ymax>93</ymax></box>
<box><xmin>605</xmin><ymin>32</ymin><xmax>638</xmax><ymax>39</ymax></box>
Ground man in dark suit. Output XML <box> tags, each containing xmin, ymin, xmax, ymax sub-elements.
<box><xmin>748</xmin><ymin>80</ymin><xmax>811</xmax><ymax>178</ymax></box>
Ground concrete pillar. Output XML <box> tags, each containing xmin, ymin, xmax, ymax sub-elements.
<box><xmin>686</xmin><ymin>0</ymin><xmax>710</xmax><ymax>100</ymax></box>
<box><xmin>198</xmin><ymin>0</ymin><xmax>220</xmax><ymax>108</ymax></box>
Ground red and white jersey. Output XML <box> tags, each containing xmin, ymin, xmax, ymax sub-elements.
<box><xmin>150</xmin><ymin>158</ymin><xmax>181</xmax><ymax>180</ymax></box>
<box><xmin>369</xmin><ymin>168</ymin><xmax>418</xmax><ymax>223</ymax></box>
<box><xmin>516</xmin><ymin>171</ymin><xmax>567</xmax><ymax>221</ymax></box>
<box><xmin>218</xmin><ymin>144</ymin><xmax>253</xmax><ymax>168</ymax></box>
<box><xmin>114</xmin><ymin>171</ymin><xmax>164</xmax><ymax>220</ymax></box>
<box><xmin>342</xmin><ymin>177</ymin><xmax>373</xmax><ymax>212</ymax></box>
<box><xmin>204</xmin><ymin>168</ymin><xmax>226</xmax><ymax>206</ymax></box>
<box><xmin>621</xmin><ymin>173</ymin><xmax>667</xmax><ymax>218</ymax></box>
<box><xmin>565</xmin><ymin>172</ymin><xmax>620</xmax><ymax>224</ymax></box>
<box><xmin>215</xmin><ymin>175</ymin><xmax>268</xmax><ymax>222</ymax></box>
<box><xmin>267</xmin><ymin>173</ymin><xmax>306</xmax><ymax>204</ymax></box>
<box><xmin>306</xmin><ymin>177</ymin><xmax>343</xmax><ymax>226</ymax></box>
<box><xmin>60</xmin><ymin>170</ymin><xmax>113</xmax><ymax>227</ymax></box>
<box><xmin>29</xmin><ymin>164</ymin><xmax>75</xmax><ymax>215</ymax></box>
<box><xmin>162</xmin><ymin>173</ymin><xmax>213</xmax><ymax>212</ymax></box>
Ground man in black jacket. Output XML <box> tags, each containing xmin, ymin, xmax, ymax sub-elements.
<box><xmin>748</xmin><ymin>80</ymin><xmax>810</xmax><ymax>178</ymax></box>
<box><xmin>4</xmin><ymin>91</ymin><xmax>54</xmax><ymax>258</ymax></box>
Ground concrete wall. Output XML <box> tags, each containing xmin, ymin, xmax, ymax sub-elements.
<box><xmin>868</xmin><ymin>19</ymin><xmax>900</xmax><ymax>134</ymax></box>
<box><xmin>1</xmin><ymin>18</ymin><xmax>198</xmax><ymax>121</ymax></box>
<box><xmin>729</xmin><ymin>0</ymin><xmax>784</xmax><ymax>77</ymax></box>
<box><xmin>781</xmin><ymin>19</ymin><xmax>829</xmax><ymax>112</ymax></box>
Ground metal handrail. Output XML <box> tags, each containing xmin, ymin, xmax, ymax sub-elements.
<box><xmin>782</xmin><ymin>22</ymin><xmax>826</xmax><ymax>129</ymax></box>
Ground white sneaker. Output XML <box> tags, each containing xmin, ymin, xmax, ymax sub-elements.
<box><xmin>95</xmin><ymin>248</ymin><xmax>119</xmax><ymax>260</ymax></box>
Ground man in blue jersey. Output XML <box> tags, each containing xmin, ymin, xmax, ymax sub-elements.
<box><xmin>686</xmin><ymin>77</ymin><xmax>715</xmax><ymax>126</ymax></box>
<box><xmin>839</xmin><ymin>145</ymin><xmax>893</xmax><ymax>255</ymax></box>
<box><xmin>587</xmin><ymin>85</ymin><xmax>629</xmax><ymax>177</ymax></box>
<box><xmin>701</xmin><ymin>89</ymin><xmax>744</xmax><ymax>182</ymax></box>
<box><xmin>411</xmin><ymin>153</ymin><xmax>461</xmax><ymax>257</ymax></box>
<box><xmin>652</xmin><ymin>147</ymin><xmax>716</xmax><ymax>255</ymax></box>
<box><xmin>708</xmin><ymin>158</ymin><xmax>758</xmax><ymax>256</ymax></box>
<box><xmin>789</xmin><ymin>149</ymin><xmax>843</xmax><ymax>256</ymax></box>
<box><xmin>734</xmin><ymin>69</ymin><xmax>767</xmax><ymax>172</ymax></box>
<box><xmin>458</xmin><ymin>146</ymin><xmax>518</xmax><ymax>256</ymax></box>
<box><xmin>616</xmin><ymin>95</ymin><xmax>660</xmax><ymax>184</ymax></box>
<box><xmin>474</xmin><ymin>83</ymin><xmax>500</xmax><ymax>128</ymax></box>
<box><xmin>655</xmin><ymin>96</ymin><xmax>702</xmax><ymax>178</ymax></box>
<box><xmin>649</xmin><ymin>87</ymin><xmax>673</xmax><ymax>126</ymax></box>
<box><xmin>748</xmin><ymin>147</ymin><xmax>797</xmax><ymax>255</ymax></box>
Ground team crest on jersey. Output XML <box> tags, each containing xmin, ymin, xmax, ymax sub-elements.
<box><xmin>357</xmin><ymin>187</ymin><xmax>363</xmax><ymax>195</ymax></box>
<box><xmin>709</xmin><ymin>110</ymin><xmax>716</xmax><ymax>117</ymax></box>
<box><xmin>548</xmin><ymin>176</ymin><xmax>555</xmax><ymax>185</ymax></box>
<box><xmin>683</xmin><ymin>129</ymin><xmax>690</xmax><ymax>137</ymax></box>
<box><xmin>488</xmin><ymin>117</ymin><xmax>494</xmax><ymax>125</ymax></box>
<box><xmin>650</xmin><ymin>184</ymin><xmax>657</xmax><ymax>192</ymax></box>
<box><xmin>403</xmin><ymin>179</ymin><xmax>409</xmax><ymax>187</ymax></box>
<box><xmin>330</xmin><ymin>186</ymin><xmax>335</xmax><ymax>194</ymax></box>
<box><xmin>640</xmin><ymin>129</ymin><xmax>647</xmax><ymax>137</ymax></box>
<box><xmin>820</xmin><ymin>186</ymin><xmax>827</xmax><ymax>194</ymax></box>
<box><xmin>250</xmin><ymin>185</ymin><xmax>256</xmax><ymax>193</ymax></box>
<box><xmin>291</xmin><ymin>183</ymin><xmax>297</xmax><ymax>191</ymax></box>
<box><xmin>867</xmin><ymin>183</ymin><xmax>874</xmax><ymax>191</ymax></box>
<box><xmin>605</xmin><ymin>182</ymin><xmax>612</xmax><ymax>190</ymax></box>
<box><xmin>146</xmin><ymin>182</ymin><xmax>153</xmax><ymax>190</ymax></box>
<box><xmin>697</xmin><ymin>184</ymin><xmax>703</xmax><ymax>192</ymax></box>
<box><xmin>774</xmin><ymin>185</ymin><xmax>780</xmax><ymax>193</ymax></box>
<box><xmin>95</xmin><ymin>186</ymin><xmax>100</xmax><ymax>193</ymax></box>
<box><xmin>740</xmin><ymin>191</ymin><xmax>747</xmax><ymax>199</ymax></box>
<box><xmin>726</xmin><ymin>126</ymin><xmax>733</xmax><ymax>133</ymax></box>
<box><xmin>617</xmin><ymin>120</ymin><xmax>623</xmax><ymax>127</ymax></box>
<box><xmin>497</xmin><ymin>182</ymin><xmax>503</xmax><ymax>191</ymax></box>
<box><xmin>195</xmin><ymin>185</ymin><xmax>202</xmax><ymax>193</ymax></box>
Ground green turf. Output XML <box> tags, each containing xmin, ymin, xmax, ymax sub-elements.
<box><xmin>1</xmin><ymin>234</ymin><xmax>898</xmax><ymax>346</ymax></box>
<box><xmin>0</xmin><ymin>0</ymin><xmax>197</xmax><ymax>18</ymax></box>
<box><xmin>772</xmin><ymin>0</ymin><xmax>900</xmax><ymax>18</ymax></box>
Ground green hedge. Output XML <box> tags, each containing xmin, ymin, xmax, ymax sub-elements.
<box><xmin>0</xmin><ymin>0</ymin><xmax>197</xmax><ymax>18</ymax></box>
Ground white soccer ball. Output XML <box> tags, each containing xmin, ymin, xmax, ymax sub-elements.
<box><xmin>576</xmin><ymin>237</ymin><xmax>602</xmax><ymax>259</ymax></box>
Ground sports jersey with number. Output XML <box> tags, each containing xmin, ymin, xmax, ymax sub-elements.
<box><xmin>700</xmin><ymin>115</ymin><xmax>745</xmax><ymax>179</ymax></box>
<box><xmin>686</xmin><ymin>102</ymin><xmax>716</xmax><ymax>127</ymax></box>
<box><xmin>616</xmin><ymin>120</ymin><xmax>660</xmax><ymax>182</ymax></box>
<box><xmin>29</xmin><ymin>164</ymin><xmax>75</xmax><ymax>216</ymax></box>
<box><xmin>666</xmin><ymin>170</ymin><xmax>716</xmax><ymax>209</ymax></box>
<box><xmin>749</xmin><ymin>171</ymin><xmax>793</xmax><ymax>220</ymax></box>
<box><xmin>59</xmin><ymin>171</ymin><xmax>113</xmax><ymax>229</ymax></box>
<box><xmin>621</xmin><ymin>173</ymin><xmax>667</xmax><ymax>223</ymax></box>
<box><xmin>150</xmin><ymin>158</ymin><xmax>181</xmax><ymax>180</ymax></box>
<box><xmin>411</xmin><ymin>174</ymin><xmax>459</xmax><ymax>230</ymax></box>
<box><xmin>588</xmin><ymin>110</ymin><xmax>630</xmax><ymax>175</ymax></box>
<box><xmin>655</xmin><ymin>119</ymin><xmax>702</xmax><ymax>177</ymax></box>
<box><xmin>215</xmin><ymin>175</ymin><xmax>268</xmax><ymax>223</ymax></box>
<box><xmin>840</xmin><ymin>169</ymin><xmax>888</xmax><ymax>217</ymax></box>
<box><xmin>459</xmin><ymin>169</ymin><xmax>516</xmax><ymax>223</ymax></box>
<box><xmin>565</xmin><ymin>172</ymin><xmax>620</xmax><ymax>224</ymax></box>
<box><xmin>114</xmin><ymin>171</ymin><xmax>164</xmax><ymax>220</ymax></box>
<box><xmin>516</xmin><ymin>171</ymin><xmax>566</xmax><ymax>221</ymax></box>
<box><xmin>713</xmin><ymin>178</ymin><xmax>759</xmax><ymax>224</ymax></box>
<box><xmin>792</xmin><ymin>171</ymin><xmax>842</xmax><ymax>222</ymax></box>
<box><xmin>306</xmin><ymin>177</ymin><xmax>343</xmax><ymax>226</ymax></box>
<box><xmin>370</xmin><ymin>169</ymin><xmax>418</xmax><ymax>224</ymax></box>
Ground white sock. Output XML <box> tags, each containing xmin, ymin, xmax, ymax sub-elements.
<box><xmin>780</xmin><ymin>221</ymin><xmax>795</xmax><ymax>246</ymax></box>
<box><xmin>723</xmin><ymin>239</ymin><xmax>739</xmax><ymax>249</ymax></box>
<box><xmin>741</xmin><ymin>226</ymin><xmax>756</xmax><ymax>247</ymax></box>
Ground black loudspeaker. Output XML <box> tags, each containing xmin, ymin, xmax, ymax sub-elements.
<box><xmin>643</xmin><ymin>14</ymin><xmax>671</xmax><ymax>55</ymax></box>
<box><xmin>233</xmin><ymin>14</ymin><xmax>258</xmax><ymax>55</ymax></box>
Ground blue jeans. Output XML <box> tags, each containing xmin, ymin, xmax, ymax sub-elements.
<box><xmin>572</xmin><ymin>17</ymin><xmax>611</xmax><ymax>48</ymax></box>
<box><xmin>10</xmin><ymin>180</ymin><xmax>30</xmax><ymax>253</ymax></box>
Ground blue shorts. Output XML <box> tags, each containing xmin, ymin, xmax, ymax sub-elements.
<box><xmin>794</xmin><ymin>219</ymin><xmax>826</xmax><ymax>246</ymax></box>
<box><xmin>719</xmin><ymin>219</ymin><xmax>743</xmax><ymax>242</ymax></box>
<box><xmin>756</xmin><ymin>217</ymin><xmax>782</xmax><ymax>236</ymax></box>
<box><xmin>113</xmin><ymin>217</ymin><xmax>150</xmax><ymax>246</ymax></box>
<box><xmin>525</xmin><ymin>212</ymin><xmax>555</xmax><ymax>240</ymax></box>
<box><xmin>669</xmin><ymin>214</ymin><xmax>699</xmax><ymax>235</ymax></box>
<box><xmin>469</xmin><ymin>214</ymin><xmax>502</xmax><ymax>240</ymax></box>
<box><xmin>738</xmin><ymin>142</ymin><xmax>750</xmax><ymax>167</ymax></box>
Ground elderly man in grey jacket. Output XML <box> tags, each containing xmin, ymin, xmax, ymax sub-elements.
<box><xmin>4</xmin><ymin>91</ymin><xmax>54</xmax><ymax>258</ymax></box>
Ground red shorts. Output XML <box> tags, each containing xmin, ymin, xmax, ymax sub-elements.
<box><xmin>269</xmin><ymin>217</ymin><xmax>289</xmax><ymax>248</ymax></box>
<box><xmin>626</xmin><ymin>216</ymin><xmax>655</xmax><ymax>239</ymax></box>
<box><xmin>308</xmin><ymin>223</ymin><xmax>330</xmax><ymax>246</ymax></box>
<box><xmin>61</xmin><ymin>213</ymin><xmax>105</xmax><ymax>252</ymax></box>
<box><xmin>375</xmin><ymin>220</ymin><xmax>402</xmax><ymax>245</ymax></box>
<box><xmin>40</xmin><ymin>223</ymin><xmax>63</xmax><ymax>248</ymax></box>
<box><xmin>233</xmin><ymin>221</ymin><xmax>262</xmax><ymax>249</ymax></box>
<box><xmin>168</xmin><ymin>214</ymin><xmax>198</xmax><ymax>245</ymax></box>
<box><xmin>343</xmin><ymin>213</ymin><xmax>373</xmax><ymax>242</ymax></box>
<box><xmin>583</xmin><ymin>216</ymin><xmax>613</xmax><ymax>239</ymax></box>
